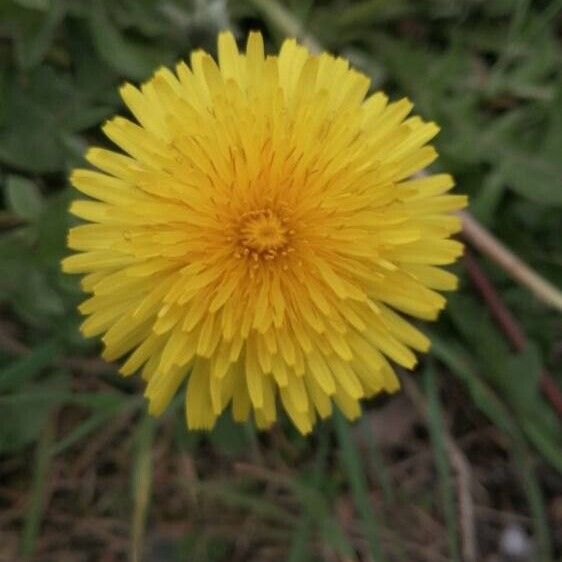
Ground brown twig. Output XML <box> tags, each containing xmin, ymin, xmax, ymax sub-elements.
<box><xmin>463</xmin><ymin>252</ymin><xmax>526</xmax><ymax>348</ymax></box>
<box><xmin>459</xmin><ymin>210</ymin><xmax>562</xmax><ymax>312</ymax></box>
<box><xmin>539</xmin><ymin>376</ymin><xmax>562</xmax><ymax>420</ymax></box>
<box><xmin>463</xmin><ymin>250</ymin><xmax>562</xmax><ymax>419</ymax></box>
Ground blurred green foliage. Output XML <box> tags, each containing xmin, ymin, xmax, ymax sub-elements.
<box><xmin>0</xmin><ymin>0</ymin><xmax>561</xmax><ymax>561</ymax></box>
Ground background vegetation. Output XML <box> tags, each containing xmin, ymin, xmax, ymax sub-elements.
<box><xmin>0</xmin><ymin>0</ymin><xmax>561</xmax><ymax>561</ymax></box>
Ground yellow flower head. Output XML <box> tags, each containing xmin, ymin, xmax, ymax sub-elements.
<box><xmin>63</xmin><ymin>31</ymin><xmax>467</xmax><ymax>434</ymax></box>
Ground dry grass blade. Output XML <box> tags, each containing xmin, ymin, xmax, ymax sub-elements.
<box><xmin>427</xmin><ymin>337</ymin><xmax>553</xmax><ymax>560</ymax></box>
<box><xmin>403</xmin><ymin>373</ymin><xmax>477</xmax><ymax>562</ymax></box>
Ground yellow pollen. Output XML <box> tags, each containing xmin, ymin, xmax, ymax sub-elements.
<box><xmin>239</xmin><ymin>209</ymin><xmax>289</xmax><ymax>254</ymax></box>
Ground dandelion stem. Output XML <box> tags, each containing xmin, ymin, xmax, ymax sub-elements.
<box><xmin>459</xmin><ymin>210</ymin><xmax>562</xmax><ymax>313</ymax></box>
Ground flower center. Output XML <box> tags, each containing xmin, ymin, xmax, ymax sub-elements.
<box><xmin>239</xmin><ymin>209</ymin><xmax>288</xmax><ymax>254</ymax></box>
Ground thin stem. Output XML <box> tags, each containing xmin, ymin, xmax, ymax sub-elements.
<box><xmin>459</xmin><ymin>210</ymin><xmax>562</xmax><ymax>313</ymax></box>
<box><xmin>464</xmin><ymin>250</ymin><xmax>562</xmax><ymax>419</ymax></box>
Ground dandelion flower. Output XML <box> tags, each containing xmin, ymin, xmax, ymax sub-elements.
<box><xmin>62</xmin><ymin>31</ymin><xmax>467</xmax><ymax>434</ymax></box>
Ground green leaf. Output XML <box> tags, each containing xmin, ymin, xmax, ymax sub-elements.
<box><xmin>0</xmin><ymin>65</ymin><xmax>112</xmax><ymax>173</ymax></box>
<box><xmin>5</xmin><ymin>175</ymin><xmax>44</xmax><ymax>220</ymax></box>
<box><xmin>89</xmin><ymin>0</ymin><xmax>173</xmax><ymax>81</ymax></box>
<box><xmin>0</xmin><ymin>376</ymin><xmax>67</xmax><ymax>453</ymax></box>
<box><xmin>499</xmin><ymin>79</ymin><xmax>562</xmax><ymax>205</ymax></box>
<box><xmin>505</xmin><ymin>344</ymin><xmax>542</xmax><ymax>411</ymax></box>
<box><xmin>35</xmin><ymin>188</ymin><xmax>73</xmax><ymax>263</ymax></box>
<box><xmin>13</xmin><ymin>0</ymin><xmax>51</xmax><ymax>9</ymax></box>
<box><xmin>64</xmin><ymin>21</ymin><xmax>121</xmax><ymax>101</ymax></box>
<box><xmin>470</xmin><ymin>169</ymin><xmax>508</xmax><ymax>225</ymax></box>
<box><xmin>209</xmin><ymin>412</ymin><xmax>251</xmax><ymax>456</ymax></box>
<box><xmin>0</xmin><ymin>340</ymin><xmax>59</xmax><ymax>393</ymax></box>
<box><xmin>505</xmin><ymin>346</ymin><xmax>562</xmax><ymax>473</ymax></box>
<box><xmin>12</xmin><ymin>0</ymin><xmax>66</xmax><ymax>69</ymax></box>
<box><xmin>0</xmin><ymin>71</ymin><xmax>68</xmax><ymax>173</ymax></box>
<box><xmin>13</xmin><ymin>267</ymin><xmax>66</xmax><ymax>321</ymax></box>
<box><xmin>501</xmin><ymin>150</ymin><xmax>562</xmax><ymax>206</ymax></box>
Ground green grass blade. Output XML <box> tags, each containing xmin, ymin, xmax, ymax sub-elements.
<box><xmin>429</xmin><ymin>333</ymin><xmax>553</xmax><ymax>561</ymax></box>
<box><xmin>287</xmin><ymin>517</ymin><xmax>313</xmax><ymax>562</ymax></box>
<box><xmin>423</xmin><ymin>362</ymin><xmax>461</xmax><ymax>562</ymax></box>
<box><xmin>187</xmin><ymin>480</ymin><xmax>296</xmax><ymax>525</ymax></box>
<box><xmin>287</xmin><ymin>432</ymin><xmax>328</xmax><ymax>562</ymax></box>
<box><xmin>283</xmin><ymin>428</ymin><xmax>356</xmax><ymax>559</ymax></box>
<box><xmin>522</xmin><ymin>420</ymin><xmax>562</xmax><ymax>474</ymax></box>
<box><xmin>360</xmin><ymin>421</ymin><xmax>394</xmax><ymax>506</ymax></box>
<box><xmin>0</xmin><ymin>340</ymin><xmax>59</xmax><ymax>392</ymax></box>
<box><xmin>288</xmin><ymin>427</ymin><xmax>333</xmax><ymax>562</ymax></box>
<box><xmin>334</xmin><ymin>410</ymin><xmax>385</xmax><ymax>562</ymax></box>
<box><xmin>319</xmin><ymin>518</ymin><xmax>357</xmax><ymax>560</ymax></box>
<box><xmin>514</xmin><ymin>444</ymin><xmax>553</xmax><ymax>562</ymax></box>
<box><xmin>20</xmin><ymin>417</ymin><xmax>55</xmax><ymax>561</ymax></box>
<box><xmin>131</xmin><ymin>415</ymin><xmax>156</xmax><ymax>562</ymax></box>
<box><xmin>50</xmin><ymin>397</ymin><xmax>138</xmax><ymax>456</ymax></box>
